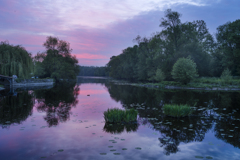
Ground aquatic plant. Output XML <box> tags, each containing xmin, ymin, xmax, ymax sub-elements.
<box><xmin>103</xmin><ymin>108</ymin><xmax>138</xmax><ymax>123</ymax></box>
<box><xmin>103</xmin><ymin>122</ymin><xmax>139</xmax><ymax>134</ymax></box>
<box><xmin>163</xmin><ymin>104</ymin><xmax>192</xmax><ymax>117</ymax></box>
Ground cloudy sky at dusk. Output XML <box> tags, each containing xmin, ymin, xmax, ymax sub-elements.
<box><xmin>0</xmin><ymin>0</ymin><xmax>239</xmax><ymax>66</ymax></box>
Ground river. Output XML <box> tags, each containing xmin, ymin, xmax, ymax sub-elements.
<box><xmin>0</xmin><ymin>77</ymin><xmax>240</xmax><ymax>160</ymax></box>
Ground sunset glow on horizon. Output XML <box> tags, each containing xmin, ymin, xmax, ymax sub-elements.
<box><xmin>0</xmin><ymin>0</ymin><xmax>239</xmax><ymax>66</ymax></box>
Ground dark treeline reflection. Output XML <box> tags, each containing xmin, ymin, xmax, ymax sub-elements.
<box><xmin>105</xmin><ymin>83</ymin><xmax>240</xmax><ymax>154</ymax></box>
<box><xmin>0</xmin><ymin>91</ymin><xmax>34</xmax><ymax>129</ymax></box>
<box><xmin>34</xmin><ymin>82</ymin><xmax>80</xmax><ymax>127</ymax></box>
<box><xmin>0</xmin><ymin>82</ymin><xmax>80</xmax><ymax>129</ymax></box>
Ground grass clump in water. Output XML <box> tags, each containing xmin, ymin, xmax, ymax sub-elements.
<box><xmin>163</xmin><ymin>104</ymin><xmax>192</xmax><ymax>117</ymax></box>
<box><xmin>104</xmin><ymin>108</ymin><xmax>138</xmax><ymax>123</ymax></box>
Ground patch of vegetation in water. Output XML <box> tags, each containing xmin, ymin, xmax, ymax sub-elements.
<box><xmin>103</xmin><ymin>108</ymin><xmax>138</xmax><ymax>123</ymax></box>
<box><xmin>163</xmin><ymin>104</ymin><xmax>192</xmax><ymax>117</ymax></box>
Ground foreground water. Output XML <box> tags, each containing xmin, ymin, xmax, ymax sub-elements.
<box><xmin>1</xmin><ymin>77</ymin><xmax>240</xmax><ymax>160</ymax></box>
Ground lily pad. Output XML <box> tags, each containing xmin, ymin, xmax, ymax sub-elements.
<box><xmin>100</xmin><ymin>153</ymin><xmax>107</xmax><ymax>155</ymax></box>
<box><xmin>113</xmin><ymin>153</ymin><xmax>121</xmax><ymax>155</ymax></box>
<box><xmin>206</xmin><ymin>156</ymin><xmax>213</xmax><ymax>159</ymax></box>
<box><xmin>122</xmin><ymin>148</ymin><xmax>127</xmax><ymax>150</ymax></box>
<box><xmin>58</xmin><ymin>149</ymin><xmax>64</xmax><ymax>152</ymax></box>
<box><xmin>195</xmin><ymin>156</ymin><xmax>204</xmax><ymax>159</ymax></box>
<box><xmin>108</xmin><ymin>146</ymin><xmax>113</xmax><ymax>148</ymax></box>
<box><xmin>110</xmin><ymin>149</ymin><xmax>116</xmax><ymax>151</ymax></box>
<box><xmin>135</xmin><ymin>147</ymin><xmax>141</xmax><ymax>150</ymax></box>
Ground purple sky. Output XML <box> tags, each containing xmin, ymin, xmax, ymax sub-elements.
<box><xmin>0</xmin><ymin>0</ymin><xmax>239</xmax><ymax>66</ymax></box>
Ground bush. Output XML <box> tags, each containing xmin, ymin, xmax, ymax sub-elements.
<box><xmin>221</xmin><ymin>68</ymin><xmax>232</xmax><ymax>83</ymax></box>
<box><xmin>171</xmin><ymin>57</ymin><xmax>198</xmax><ymax>84</ymax></box>
<box><xmin>163</xmin><ymin>104</ymin><xmax>192</xmax><ymax>117</ymax></box>
<box><xmin>104</xmin><ymin>108</ymin><xmax>138</xmax><ymax>123</ymax></box>
<box><xmin>15</xmin><ymin>78</ymin><xmax>24</xmax><ymax>83</ymax></box>
<box><xmin>155</xmin><ymin>68</ymin><xmax>165</xmax><ymax>82</ymax></box>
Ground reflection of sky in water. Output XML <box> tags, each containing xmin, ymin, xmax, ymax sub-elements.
<box><xmin>0</xmin><ymin>83</ymin><xmax>240</xmax><ymax>160</ymax></box>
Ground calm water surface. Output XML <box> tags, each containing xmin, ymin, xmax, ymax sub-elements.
<box><xmin>1</xmin><ymin>77</ymin><xmax>240</xmax><ymax>160</ymax></box>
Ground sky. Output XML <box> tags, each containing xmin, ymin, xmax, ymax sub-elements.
<box><xmin>0</xmin><ymin>0</ymin><xmax>239</xmax><ymax>66</ymax></box>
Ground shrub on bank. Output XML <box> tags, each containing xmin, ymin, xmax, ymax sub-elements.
<box><xmin>155</xmin><ymin>68</ymin><xmax>165</xmax><ymax>82</ymax></box>
<box><xmin>221</xmin><ymin>68</ymin><xmax>232</xmax><ymax>83</ymax></box>
<box><xmin>163</xmin><ymin>104</ymin><xmax>192</xmax><ymax>117</ymax></box>
<box><xmin>171</xmin><ymin>57</ymin><xmax>198</xmax><ymax>84</ymax></box>
<box><xmin>15</xmin><ymin>78</ymin><xmax>24</xmax><ymax>83</ymax></box>
<box><xmin>104</xmin><ymin>108</ymin><xmax>138</xmax><ymax>123</ymax></box>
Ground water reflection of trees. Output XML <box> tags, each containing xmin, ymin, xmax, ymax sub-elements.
<box><xmin>106</xmin><ymin>83</ymin><xmax>240</xmax><ymax>154</ymax></box>
<box><xmin>156</xmin><ymin>116</ymin><xmax>213</xmax><ymax>155</ymax></box>
<box><xmin>34</xmin><ymin>82</ymin><xmax>79</xmax><ymax>127</ymax></box>
<box><xmin>213</xmin><ymin>93</ymin><xmax>240</xmax><ymax>149</ymax></box>
<box><xmin>0</xmin><ymin>91</ymin><xmax>34</xmax><ymax>129</ymax></box>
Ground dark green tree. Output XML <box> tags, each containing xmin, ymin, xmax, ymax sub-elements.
<box><xmin>216</xmin><ymin>19</ymin><xmax>240</xmax><ymax>75</ymax></box>
<box><xmin>0</xmin><ymin>41</ymin><xmax>34</xmax><ymax>78</ymax></box>
<box><xmin>34</xmin><ymin>36</ymin><xmax>80</xmax><ymax>81</ymax></box>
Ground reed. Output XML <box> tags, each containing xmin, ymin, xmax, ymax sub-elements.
<box><xmin>163</xmin><ymin>104</ymin><xmax>192</xmax><ymax>117</ymax></box>
<box><xmin>104</xmin><ymin>108</ymin><xmax>138</xmax><ymax>123</ymax></box>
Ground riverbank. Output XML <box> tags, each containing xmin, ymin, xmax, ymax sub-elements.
<box><xmin>111</xmin><ymin>79</ymin><xmax>240</xmax><ymax>91</ymax></box>
<box><xmin>12</xmin><ymin>79</ymin><xmax>54</xmax><ymax>88</ymax></box>
<box><xmin>132</xmin><ymin>83</ymin><xmax>240</xmax><ymax>91</ymax></box>
<box><xmin>0</xmin><ymin>79</ymin><xmax>54</xmax><ymax>89</ymax></box>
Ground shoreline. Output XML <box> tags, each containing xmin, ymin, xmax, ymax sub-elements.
<box><xmin>110</xmin><ymin>81</ymin><xmax>240</xmax><ymax>91</ymax></box>
<box><xmin>0</xmin><ymin>79</ymin><xmax>54</xmax><ymax>90</ymax></box>
<box><xmin>133</xmin><ymin>84</ymin><xmax>240</xmax><ymax>91</ymax></box>
<box><xmin>12</xmin><ymin>82</ymin><xmax>54</xmax><ymax>87</ymax></box>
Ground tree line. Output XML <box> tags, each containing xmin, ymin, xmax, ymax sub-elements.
<box><xmin>78</xmin><ymin>66</ymin><xmax>108</xmax><ymax>77</ymax></box>
<box><xmin>0</xmin><ymin>36</ymin><xmax>80</xmax><ymax>82</ymax></box>
<box><xmin>107</xmin><ymin>9</ymin><xmax>240</xmax><ymax>82</ymax></box>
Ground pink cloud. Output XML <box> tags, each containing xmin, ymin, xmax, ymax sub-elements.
<box><xmin>74</xmin><ymin>53</ymin><xmax>107</xmax><ymax>60</ymax></box>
